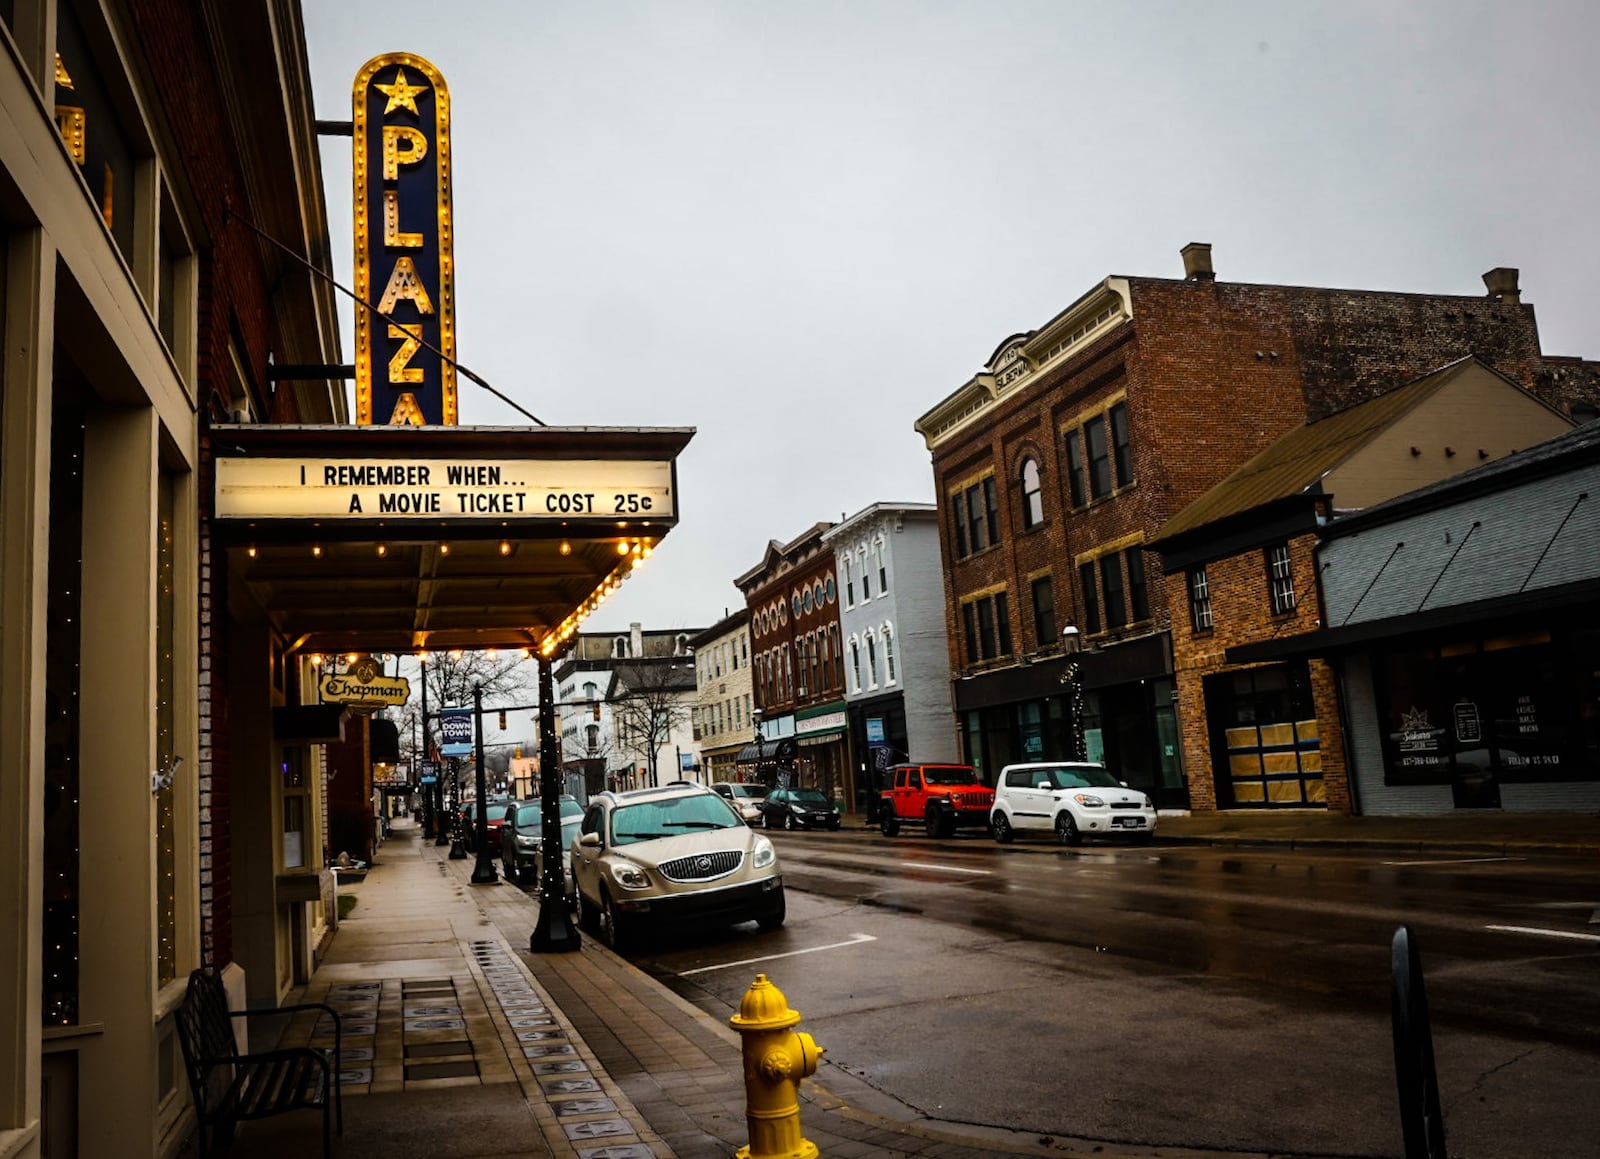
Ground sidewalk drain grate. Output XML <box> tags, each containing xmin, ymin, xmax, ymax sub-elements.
<box><xmin>406</xmin><ymin>1040</ymin><xmax>472</xmax><ymax>1058</ymax></box>
<box><xmin>405</xmin><ymin>1060</ymin><xmax>479</xmax><ymax>1080</ymax></box>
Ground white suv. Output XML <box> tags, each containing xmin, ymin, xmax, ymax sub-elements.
<box><xmin>990</xmin><ymin>762</ymin><xmax>1156</xmax><ymax>845</ymax></box>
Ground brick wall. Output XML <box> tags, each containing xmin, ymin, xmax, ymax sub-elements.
<box><xmin>1167</xmin><ymin>531</ymin><xmax>1350</xmax><ymax>811</ymax></box>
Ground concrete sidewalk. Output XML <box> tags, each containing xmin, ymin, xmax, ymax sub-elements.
<box><xmin>193</xmin><ymin>810</ymin><xmax>1594</xmax><ymax>1159</ymax></box>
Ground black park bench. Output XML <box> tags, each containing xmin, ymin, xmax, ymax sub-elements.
<box><xmin>174</xmin><ymin>967</ymin><xmax>343</xmax><ymax>1158</ymax></box>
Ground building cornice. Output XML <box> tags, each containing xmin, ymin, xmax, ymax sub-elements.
<box><xmin>914</xmin><ymin>278</ymin><xmax>1132</xmax><ymax>451</ymax></box>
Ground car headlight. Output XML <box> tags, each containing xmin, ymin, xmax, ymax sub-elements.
<box><xmin>611</xmin><ymin>862</ymin><xmax>651</xmax><ymax>890</ymax></box>
<box><xmin>752</xmin><ymin>835</ymin><xmax>776</xmax><ymax>868</ymax></box>
<box><xmin>1144</xmin><ymin>796</ymin><xmax>1155</xmax><ymax>811</ymax></box>
<box><xmin>1072</xmin><ymin>793</ymin><xmax>1105</xmax><ymax>808</ymax></box>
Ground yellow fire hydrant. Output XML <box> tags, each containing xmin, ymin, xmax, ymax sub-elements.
<box><xmin>729</xmin><ymin>973</ymin><xmax>824</xmax><ymax>1159</ymax></box>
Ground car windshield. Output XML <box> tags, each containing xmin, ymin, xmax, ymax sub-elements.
<box><xmin>727</xmin><ymin>784</ymin><xmax>764</xmax><ymax>799</ymax></box>
<box><xmin>1034</xmin><ymin>765</ymin><xmax>1121</xmax><ymax>790</ymax></box>
<box><xmin>789</xmin><ymin>788</ymin><xmax>831</xmax><ymax>806</ymax></box>
<box><xmin>517</xmin><ymin>799</ymin><xmax>583</xmax><ymax>827</ymax></box>
<box><xmin>610</xmin><ymin>793</ymin><xmax>741</xmax><ymax>845</ymax></box>
<box><xmin>922</xmin><ymin>766</ymin><xmax>977</xmax><ymax>785</ymax></box>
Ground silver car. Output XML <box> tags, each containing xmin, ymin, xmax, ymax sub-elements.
<box><xmin>569</xmin><ymin>782</ymin><xmax>785</xmax><ymax>950</ymax></box>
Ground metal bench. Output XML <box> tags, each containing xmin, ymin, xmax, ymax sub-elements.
<box><xmin>174</xmin><ymin>967</ymin><xmax>343</xmax><ymax>1158</ymax></box>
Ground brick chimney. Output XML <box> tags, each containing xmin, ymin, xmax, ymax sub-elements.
<box><xmin>1482</xmin><ymin>267</ymin><xmax>1520</xmax><ymax>304</ymax></box>
<box><xmin>1181</xmin><ymin>242</ymin><xmax>1214</xmax><ymax>281</ymax></box>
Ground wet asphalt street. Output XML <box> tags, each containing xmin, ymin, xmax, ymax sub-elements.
<box><xmin>629</xmin><ymin>828</ymin><xmax>1599</xmax><ymax>1159</ymax></box>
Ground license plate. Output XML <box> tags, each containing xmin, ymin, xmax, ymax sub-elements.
<box><xmin>1113</xmin><ymin>817</ymin><xmax>1144</xmax><ymax>828</ymax></box>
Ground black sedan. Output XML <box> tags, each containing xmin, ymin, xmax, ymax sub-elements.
<box><xmin>758</xmin><ymin>787</ymin><xmax>842</xmax><ymax>831</ymax></box>
<box><xmin>500</xmin><ymin>796</ymin><xmax>582</xmax><ymax>885</ymax></box>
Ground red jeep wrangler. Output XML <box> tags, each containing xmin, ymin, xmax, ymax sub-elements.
<box><xmin>880</xmin><ymin>763</ymin><xmax>994</xmax><ymax>838</ymax></box>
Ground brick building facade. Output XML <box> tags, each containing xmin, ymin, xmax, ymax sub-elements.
<box><xmin>736</xmin><ymin>523</ymin><xmax>851</xmax><ymax>801</ymax></box>
<box><xmin>915</xmin><ymin>244</ymin><xmax>1588</xmax><ymax>809</ymax></box>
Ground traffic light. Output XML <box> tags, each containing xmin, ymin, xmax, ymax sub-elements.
<box><xmin>498</xmin><ymin>710</ymin><xmax>507</xmax><ymax>731</ymax></box>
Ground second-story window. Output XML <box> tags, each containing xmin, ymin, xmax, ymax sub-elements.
<box><xmin>1189</xmin><ymin>567</ymin><xmax>1214</xmax><ymax>632</ymax></box>
<box><xmin>883</xmin><ymin>626</ymin><xmax>897</xmax><ymax>683</ymax></box>
<box><xmin>1064</xmin><ymin>430</ymin><xmax>1086</xmax><ymax>508</ymax></box>
<box><xmin>961</xmin><ymin>591</ymin><xmax>1013</xmax><ymax>665</ymax></box>
<box><xmin>1030</xmin><ymin>576</ymin><xmax>1055</xmax><ymax>647</ymax></box>
<box><xmin>1125</xmin><ymin>548</ymin><xmax>1150</xmax><ymax>621</ymax></box>
<box><xmin>861</xmin><ymin>554</ymin><xmax>871</xmax><ymax>600</ymax></box>
<box><xmin>1110</xmin><ymin>402</ymin><xmax>1134</xmax><ymax>487</ymax></box>
<box><xmin>1020</xmin><ymin>458</ymin><xmax>1043</xmax><ymax>528</ymax></box>
<box><xmin>1079</xmin><ymin>562</ymin><xmax>1101</xmax><ymax>635</ymax></box>
<box><xmin>1101</xmin><ymin>555</ymin><xmax>1126</xmax><ymax>629</ymax></box>
<box><xmin>1267</xmin><ymin>543</ymin><xmax>1297</xmax><ymax>614</ymax></box>
<box><xmin>1085</xmin><ymin>415</ymin><xmax>1112</xmax><ymax>499</ymax></box>
<box><xmin>877</xmin><ymin>545</ymin><xmax>887</xmax><ymax>593</ymax></box>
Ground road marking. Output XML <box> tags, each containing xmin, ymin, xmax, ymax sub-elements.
<box><xmin>1484</xmin><ymin>924</ymin><xmax>1600</xmax><ymax>943</ymax></box>
<box><xmin>678</xmin><ymin>933</ymin><xmax>878</xmax><ymax>975</ymax></box>
<box><xmin>1382</xmin><ymin>856</ymin><xmax>1526</xmax><ymax>866</ymax></box>
<box><xmin>907</xmin><ymin>863</ymin><xmax>991</xmax><ymax>875</ymax></box>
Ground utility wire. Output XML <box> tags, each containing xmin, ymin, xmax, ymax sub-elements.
<box><xmin>223</xmin><ymin>200</ymin><xmax>546</xmax><ymax>426</ymax></box>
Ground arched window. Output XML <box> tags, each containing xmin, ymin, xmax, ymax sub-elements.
<box><xmin>843</xmin><ymin>557</ymin><xmax>854</xmax><ymax>606</ymax></box>
<box><xmin>830</xmin><ymin>624</ymin><xmax>842</xmax><ymax>684</ymax></box>
<box><xmin>849</xmin><ymin>638</ymin><xmax>862</xmax><ymax>693</ymax></box>
<box><xmin>613</xmin><ymin>635</ymin><xmax>630</xmax><ymax>658</ymax></box>
<box><xmin>860</xmin><ymin>549</ymin><xmax>872</xmax><ymax>599</ymax></box>
<box><xmin>864</xmin><ymin>630</ymin><xmax>878</xmax><ymax>689</ymax></box>
<box><xmin>1020</xmin><ymin>457</ymin><xmax>1044</xmax><ymax>528</ymax></box>
<box><xmin>883</xmin><ymin>624</ymin><xmax>897</xmax><ymax>684</ymax></box>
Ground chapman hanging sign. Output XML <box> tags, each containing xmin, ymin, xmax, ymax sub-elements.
<box><xmin>213</xmin><ymin>457</ymin><xmax>675</xmax><ymax>520</ymax></box>
<box><xmin>353</xmin><ymin>52</ymin><xmax>456</xmax><ymax>426</ymax></box>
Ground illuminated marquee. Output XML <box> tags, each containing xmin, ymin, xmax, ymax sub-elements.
<box><xmin>213</xmin><ymin>457</ymin><xmax>676</xmax><ymax>521</ymax></box>
<box><xmin>353</xmin><ymin>53</ymin><xmax>456</xmax><ymax>426</ymax></box>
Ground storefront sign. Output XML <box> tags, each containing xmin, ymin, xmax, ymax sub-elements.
<box><xmin>213</xmin><ymin>457</ymin><xmax>675</xmax><ymax>520</ymax></box>
<box><xmin>796</xmin><ymin>709</ymin><xmax>846</xmax><ymax>736</ymax></box>
<box><xmin>439</xmin><ymin>707</ymin><xmax>474</xmax><ymax>756</ymax></box>
<box><xmin>320</xmin><ymin>671</ymin><xmax>410</xmax><ymax>709</ymax></box>
<box><xmin>865</xmin><ymin>717</ymin><xmax>885</xmax><ymax>745</ymax></box>
<box><xmin>353</xmin><ymin>53</ymin><xmax>456</xmax><ymax>426</ymax></box>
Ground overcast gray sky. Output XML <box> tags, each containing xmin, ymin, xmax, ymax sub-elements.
<box><xmin>302</xmin><ymin>1</ymin><xmax>1600</xmax><ymax>636</ymax></box>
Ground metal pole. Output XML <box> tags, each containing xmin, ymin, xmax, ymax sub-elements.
<box><xmin>531</xmin><ymin>651</ymin><xmax>581</xmax><ymax>951</ymax></box>
<box><xmin>470</xmin><ymin>683</ymin><xmax>498</xmax><ymax>883</ymax></box>
<box><xmin>448</xmin><ymin>752</ymin><xmax>468</xmax><ymax>859</ymax></box>
<box><xmin>1067</xmin><ymin>658</ymin><xmax>1086</xmax><ymax>764</ymax></box>
<box><xmin>424</xmin><ymin>659</ymin><xmax>446</xmax><ymax>845</ymax></box>
<box><xmin>1391</xmin><ymin>925</ymin><xmax>1447</xmax><ymax>1158</ymax></box>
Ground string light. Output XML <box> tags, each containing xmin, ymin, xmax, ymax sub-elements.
<box><xmin>246</xmin><ymin>545</ymin><xmax>257</xmax><ymax>558</ymax></box>
<box><xmin>312</xmin><ymin>544</ymin><xmax>323</xmax><ymax>557</ymax></box>
<box><xmin>498</xmin><ymin>540</ymin><xmax>511</xmax><ymax>556</ymax></box>
<box><xmin>558</xmin><ymin>540</ymin><xmax>571</xmax><ymax>555</ymax></box>
<box><xmin>376</xmin><ymin>543</ymin><xmax>388</xmax><ymax>557</ymax></box>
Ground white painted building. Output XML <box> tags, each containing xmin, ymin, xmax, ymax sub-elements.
<box><xmin>823</xmin><ymin>503</ymin><xmax>958</xmax><ymax>811</ymax></box>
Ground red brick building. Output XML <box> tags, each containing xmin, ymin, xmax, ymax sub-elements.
<box><xmin>736</xmin><ymin>523</ymin><xmax>851</xmax><ymax>802</ymax></box>
<box><xmin>914</xmin><ymin>245</ymin><xmax>1585</xmax><ymax>808</ymax></box>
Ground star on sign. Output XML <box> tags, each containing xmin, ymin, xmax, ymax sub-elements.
<box><xmin>375</xmin><ymin>67</ymin><xmax>427</xmax><ymax>116</ymax></box>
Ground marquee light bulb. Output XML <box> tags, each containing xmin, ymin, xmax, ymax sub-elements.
<box><xmin>616</xmin><ymin>541</ymin><xmax>630</xmax><ymax>555</ymax></box>
<box><xmin>376</xmin><ymin>543</ymin><xmax>388</xmax><ymax>557</ymax></box>
<box><xmin>312</xmin><ymin>544</ymin><xmax>323</xmax><ymax>557</ymax></box>
<box><xmin>559</xmin><ymin>540</ymin><xmax>571</xmax><ymax>555</ymax></box>
<box><xmin>499</xmin><ymin>541</ymin><xmax>511</xmax><ymax>556</ymax></box>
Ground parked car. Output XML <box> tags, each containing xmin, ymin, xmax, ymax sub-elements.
<box><xmin>759</xmin><ymin>787</ymin><xmax>841</xmax><ymax>831</ymax></box>
<box><xmin>709</xmin><ymin>781</ymin><xmax>768</xmax><ymax>825</ymax></box>
<box><xmin>532</xmin><ymin>813</ymin><xmax>584</xmax><ymax>903</ymax></box>
<box><xmin>879</xmin><ymin>763</ymin><xmax>993</xmax><ymax>838</ymax></box>
<box><xmin>500</xmin><ymin>795</ymin><xmax>583</xmax><ymax>886</ymax></box>
<box><xmin>461</xmin><ymin>796</ymin><xmax>515</xmax><ymax>853</ymax></box>
<box><xmin>989</xmin><ymin>761</ymin><xmax>1156</xmax><ymax>845</ymax></box>
<box><xmin>569</xmin><ymin>781</ymin><xmax>785</xmax><ymax>951</ymax></box>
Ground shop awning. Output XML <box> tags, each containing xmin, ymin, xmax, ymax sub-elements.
<box><xmin>209</xmin><ymin>422</ymin><xmax>692</xmax><ymax>656</ymax></box>
<box><xmin>735</xmin><ymin>738</ymin><xmax>796</xmax><ymax>764</ymax></box>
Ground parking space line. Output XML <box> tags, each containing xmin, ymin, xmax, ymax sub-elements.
<box><xmin>1382</xmin><ymin>856</ymin><xmax>1526</xmax><ymax>866</ymax></box>
<box><xmin>1484</xmin><ymin>924</ymin><xmax>1600</xmax><ymax>943</ymax></box>
<box><xmin>679</xmin><ymin>933</ymin><xmax>877</xmax><ymax>975</ymax></box>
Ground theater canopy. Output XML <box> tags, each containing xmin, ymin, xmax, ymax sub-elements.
<box><xmin>211</xmin><ymin>423</ymin><xmax>692</xmax><ymax>657</ymax></box>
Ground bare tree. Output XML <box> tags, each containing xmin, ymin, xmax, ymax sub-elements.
<box><xmin>610</xmin><ymin>658</ymin><xmax>696</xmax><ymax>787</ymax></box>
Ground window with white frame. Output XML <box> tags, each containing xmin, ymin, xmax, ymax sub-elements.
<box><xmin>864</xmin><ymin>630</ymin><xmax>878</xmax><ymax>689</ymax></box>
<box><xmin>843</xmin><ymin>557</ymin><xmax>854</xmax><ymax>606</ymax></box>
<box><xmin>883</xmin><ymin>624</ymin><xmax>897</xmax><ymax>684</ymax></box>
<box><xmin>876</xmin><ymin>539</ymin><xmax>888</xmax><ymax>593</ymax></box>
<box><xmin>1267</xmin><ymin>543</ymin><xmax>1297</xmax><ymax>614</ymax></box>
<box><xmin>859</xmin><ymin>550</ymin><xmax>871</xmax><ymax>599</ymax></box>
<box><xmin>850</xmin><ymin>638</ymin><xmax>862</xmax><ymax>692</ymax></box>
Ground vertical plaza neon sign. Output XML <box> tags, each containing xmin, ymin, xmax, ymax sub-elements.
<box><xmin>352</xmin><ymin>53</ymin><xmax>457</xmax><ymax>425</ymax></box>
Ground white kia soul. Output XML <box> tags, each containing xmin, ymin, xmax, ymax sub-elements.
<box><xmin>990</xmin><ymin>761</ymin><xmax>1157</xmax><ymax>845</ymax></box>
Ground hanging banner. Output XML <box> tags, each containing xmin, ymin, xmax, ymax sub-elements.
<box><xmin>352</xmin><ymin>52</ymin><xmax>456</xmax><ymax>426</ymax></box>
<box><xmin>438</xmin><ymin>707</ymin><xmax>474</xmax><ymax>757</ymax></box>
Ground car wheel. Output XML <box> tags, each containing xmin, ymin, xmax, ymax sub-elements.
<box><xmin>756</xmin><ymin>888</ymin><xmax>786</xmax><ymax>931</ymax></box>
<box><xmin>830</xmin><ymin>818</ymin><xmax>842</xmax><ymax>831</ymax></box>
<box><xmin>761</xmin><ymin>811</ymin><xmax>772</xmax><ymax>830</ymax></box>
<box><xmin>599</xmin><ymin>888</ymin><xmax>634</xmax><ymax>952</ymax></box>
<box><xmin>783</xmin><ymin>812</ymin><xmax>797</xmax><ymax>831</ymax></box>
<box><xmin>880</xmin><ymin>811</ymin><xmax>899</xmax><ymax>836</ymax></box>
<box><xmin>1055</xmin><ymin>812</ymin><xmax>1083</xmax><ymax>846</ymax></box>
<box><xmin>518</xmin><ymin>862</ymin><xmax>536</xmax><ymax>887</ymax></box>
<box><xmin>991</xmin><ymin>812</ymin><xmax>1014</xmax><ymax>844</ymax></box>
<box><xmin>924</xmin><ymin>805</ymin><xmax>944</xmax><ymax>839</ymax></box>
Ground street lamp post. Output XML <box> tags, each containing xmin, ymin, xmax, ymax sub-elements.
<box><xmin>469</xmin><ymin>683</ymin><xmax>498</xmax><ymax>884</ymax></box>
<box><xmin>1060</xmin><ymin>624</ymin><xmax>1087</xmax><ymax>763</ymax></box>
<box><xmin>751</xmin><ymin>708</ymin><xmax>764</xmax><ymax>785</ymax></box>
